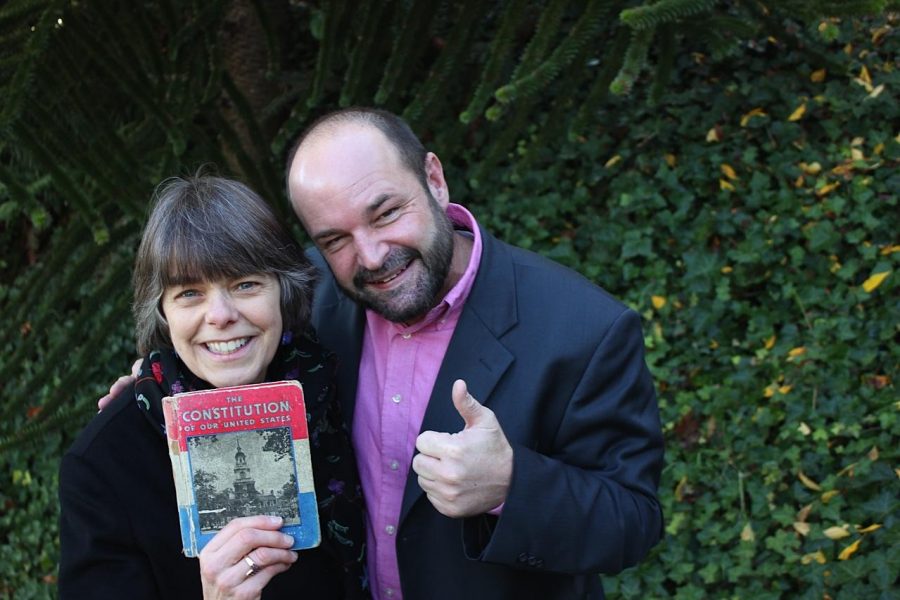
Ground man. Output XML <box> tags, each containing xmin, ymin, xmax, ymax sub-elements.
<box><xmin>103</xmin><ymin>108</ymin><xmax>664</xmax><ymax>599</ymax></box>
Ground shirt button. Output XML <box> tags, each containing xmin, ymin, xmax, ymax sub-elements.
<box><xmin>402</xmin><ymin>333</ymin><xmax>412</xmax><ymax>339</ymax></box>
<box><xmin>392</xmin><ymin>394</ymin><xmax>402</xmax><ymax>404</ymax></box>
<box><xmin>385</xmin><ymin>524</ymin><xmax>396</xmax><ymax>535</ymax></box>
<box><xmin>385</xmin><ymin>589</ymin><xmax>394</xmax><ymax>597</ymax></box>
<box><xmin>390</xmin><ymin>460</ymin><xmax>399</xmax><ymax>471</ymax></box>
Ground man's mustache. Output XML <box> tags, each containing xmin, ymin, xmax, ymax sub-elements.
<box><xmin>353</xmin><ymin>247</ymin><xmax>420</xmax><ymax>288</ymax></box>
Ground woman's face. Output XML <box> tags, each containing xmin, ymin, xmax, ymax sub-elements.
<box><xmin>161</xmin><ymin>274</ymin><xmax>282</xmax><ymax>388</ymax></box>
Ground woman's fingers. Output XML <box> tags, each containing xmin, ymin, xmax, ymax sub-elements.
<box><xmin>203</xmin><ymin>515</ymin><xmax>285</xmax><ymax>554</ymax></box>
<box><xmin>199</xmin><ymin>517</ymin><xmax>298</xmax><ymax>600</ymax></box>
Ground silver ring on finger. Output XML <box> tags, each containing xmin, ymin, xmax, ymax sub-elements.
<box><xmin>243</xmin><ymin>554</ymin><xmax>261</xmax><ymax>578</ymax></box>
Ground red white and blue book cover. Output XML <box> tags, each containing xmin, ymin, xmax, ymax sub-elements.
<box><xmin>162</xmin><ymin>381</ymin><xmax>320</xmax><ymax>557</ymax></box>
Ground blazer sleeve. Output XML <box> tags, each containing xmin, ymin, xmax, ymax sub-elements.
<box><xmin>58</xmin><ymin>452</ymin><xmax>160</xmax><ymax>600</ymax></box>
<box><xmin>463</xmin><ymin>309</ymin><xmax>664</xmax><ymax>575</ymax></box>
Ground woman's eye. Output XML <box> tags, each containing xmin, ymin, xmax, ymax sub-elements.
<box><xmin>175</xmin><ymin>289</ymin><xmax>199</xmax><ymax>300</ymax></box>
<box><xmin>236</xmin><ymin>281</ymin><xmax>258</xmax><ymax>291</ymax></box>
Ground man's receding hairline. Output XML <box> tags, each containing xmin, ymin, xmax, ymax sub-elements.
<box><xmin>295</xmin><ymin>113</ymin><xmax>383</xmax><ymax>155</ymax></box>
<box><xmin>293</xmin><ymin>118</ymin><xmax>405</xmax><ymax>169</ymax></box>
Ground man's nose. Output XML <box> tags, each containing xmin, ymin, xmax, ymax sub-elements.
<box><xmin>356</xmin><ymin>236</ymin><xmax>389</xmax><ymax>272</ymax></box>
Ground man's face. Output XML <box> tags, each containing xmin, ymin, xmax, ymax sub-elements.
<box><xmin>288</xmin><ymin>124</ymin><xmax>455</xmax><ymax>323</ymax></box>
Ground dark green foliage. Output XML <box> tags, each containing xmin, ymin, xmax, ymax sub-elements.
<box><xmin>0</xmin><ymin>0</ymin><xmax>896</xmax><ymax>597</ymax></box>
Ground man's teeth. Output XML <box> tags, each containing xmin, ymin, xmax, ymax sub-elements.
<box><xmin>373</xmin><ymin>263</ymin><xmax>410</xmax><ymax>284</ymax></box>
<box><xmin>206</xmin><ymin>338</ymin><xmax>249</xmax><ymax>354</ymax></box>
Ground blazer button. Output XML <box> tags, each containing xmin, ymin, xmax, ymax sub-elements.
<box><xmin>517</xmin><ymin>552</ymin><xmax>529</xmax><ymax>564</ymax></box>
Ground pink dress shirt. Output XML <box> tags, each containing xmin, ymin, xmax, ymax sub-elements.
<box><xmin>351</xmin><ymin>204</ymin><xmax>482</xmax><ymax>600</ymax></box>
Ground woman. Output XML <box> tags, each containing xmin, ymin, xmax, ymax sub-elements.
<box><xmin>59</xmin><ymin>175</ymin><xmax>368</xmax><ymax>599</ymax></box>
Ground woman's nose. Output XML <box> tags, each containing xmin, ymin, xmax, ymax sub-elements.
<box><xmin>205</xmin><ymin>290</ymin><xmax>239</xmax><ymax>327</ymax></box>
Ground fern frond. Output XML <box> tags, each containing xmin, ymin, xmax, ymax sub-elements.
<box><xmin>609</xmin><ymin>26</ymin><xmax>655</xmax><ymax>96</ymax></box>
<box><xmin>374</xmin><ymin>0</ymin><xmax>440</xmax><ymax>106</ymax></box>
<box><xmin>493</xmin><ymin>0</ymin><xmax>613</xmax><ymax>107</ymax></box>
<box><xmin>620</xmin><ymin>0</ymin><xmax>717</xmax><ymax>31</ymax></box>
<box><xmin>459</xmin><ymin>0</ymin><xmax>530</xmax><ymax>124</ymax></box>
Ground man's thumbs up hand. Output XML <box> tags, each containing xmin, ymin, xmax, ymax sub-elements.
<box><xmin>413</xmin><ymin>379</ymin><xmax>513</xmax><ymax>518</ymax></box>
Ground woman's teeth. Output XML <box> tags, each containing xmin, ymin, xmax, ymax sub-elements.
<box><xmin>206</xmin><ymin>338</ymin><xmax>249</xmax><ymax>354</ymax></box>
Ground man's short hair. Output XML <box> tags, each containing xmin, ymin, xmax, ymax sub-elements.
<box><xmin>132</xmin><ymin>174</ymin><xmax>316</xmax><ymax>354</ymax></box>
<box><xmin>286</xmin><ymin>107</ymin><xmax>429</xmax><ymax>192</ymax></box>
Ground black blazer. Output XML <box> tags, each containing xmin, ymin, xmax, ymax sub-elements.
<box><xmin>310</xmin><ymin>225</ymin><xmax>665</xmax><ymax>599</ymax></box>
<box><xmin>58</xmin><ymin>340</ymin><xmax>366</xmax><ymax>599</ymax></box>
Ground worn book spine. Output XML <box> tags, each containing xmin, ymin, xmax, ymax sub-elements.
<box><xmin>162</xmin><ymin>381</ymin><xmax>320</xmax><ymax>557</ymax></box>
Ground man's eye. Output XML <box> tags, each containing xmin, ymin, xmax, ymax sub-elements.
<box><xmin>377</xmin><ymin>207</ymin><xmax>399</xmax><ymax>222</ymax></box>
<box><xmin>322</xmin><ymin>236</ymin><xmax>345</xmax><ymax>251</ymax></box>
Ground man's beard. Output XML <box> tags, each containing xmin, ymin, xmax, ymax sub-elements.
<box><xmin>347</xmin><ymin>201</ymin><xmax>455</xmax><ymax>323</ymax></box>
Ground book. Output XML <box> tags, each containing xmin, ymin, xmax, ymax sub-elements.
<box><xmin>162</xmin><ymin>380</ymin><xmax>320</xmax><ymax>557</ymax></box>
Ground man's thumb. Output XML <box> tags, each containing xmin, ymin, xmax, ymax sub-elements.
<box><xmin>452</xmin><ymin>379</ymin><xmax>486</xmax><ymax>429</ymax></box>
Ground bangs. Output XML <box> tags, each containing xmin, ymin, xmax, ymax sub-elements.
<box><xmin>154</xmin><ymin>214</ymin><xmax>276</xmax><ymax>288</ymax></box>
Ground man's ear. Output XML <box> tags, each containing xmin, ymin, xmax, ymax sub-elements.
<box><xmin>424</xmin><ymin>152</ymin><xmax>450</xmax><ymax>206</ymax></box>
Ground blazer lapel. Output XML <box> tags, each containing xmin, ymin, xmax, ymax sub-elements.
<box><xmin>400</xmin><ymin>228</ymin><xmax>518</xmax><ymax>524</ymax></box>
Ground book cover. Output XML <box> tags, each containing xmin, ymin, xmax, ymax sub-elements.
<box><xmin>162</xmin><ymin>380</ymin><xmax>320</xmax><ymax>557</ymax></box>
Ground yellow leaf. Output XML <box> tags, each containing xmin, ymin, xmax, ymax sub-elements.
<box><xmin>664</xmin><ymin>153</ymin><xmax>677</xmax><ymax>167</ymax></box>
<box><xmin>709</xmin><ymin>339</ymin><xmax>719</xmax><ymax>350</ymax></box>
<box><xmin>799</xmin><ymin>470</ymin><xmax>821</xmax><ymax>491</ymax></box>
<box><xmin>868</xmin><ymin>83</ymin><xmax>885</xmax><ymax>99</ymax></box>
<box><xmin>859</xmin><ymin>65</ymin><xmax>872</xmax><ymax>86</ymax></box>
<box><xmin>873</xmin><ymin>143</ymin><xmax>884</xmax><ymax>155</ymax></box>
<box><xmin>764</xmin><ymin>335</ymin><xmax>776</xmax><ymax>350</ymax></box>
<box><xmin>872</xmin><ymin>25</ymin><xmax>891</xmax><ymax>44</ymax></box>
<box><xmin>838</xmin><ymin>462</ymin><xmax>857</xmax><ymax>477</ymax></box>
<box><xmin>778</xmin><ymin>385</ymin><xmax>793</xmax><ymax>394</ymax></box>
<box><xmin>856</xmin><ymin>523</ymin><xmax>881</xmax><ymax>534</ymax></box>
<box><xmin>740</xmin><ymin>522</ymin><xmax>755</xmax><ymax>542</ymax></box>
<box><xmin>816</xmin><ymin>181</ymin><xmax>840</xmax><ymax>197</ymax></box>
<box><xmin>851</xmin><ymin>148</ymin><xmax>864</xmax><ymax>161</ymax></box>
<box><xmin>797</xmin><ymin>504</ymin><xmax>812</xmax><ymax>522</ymax></box>
<box><xmin>651</xmin><ymin>295</ymin><xmax>667</xmax><ymax>310</ymax></box>
<box><xmin>799</xmin><ymin>161</ymin><xmax>822</xmax><ymax>175</ymax></box>
<box><xmin>851</xmin><ymin>137</ymin><xmax>864</xmax><ymax>146</ymax></box>
<box><xmin>797</xmin><ymin>421</ymin><xmax>811</xmax><ymax>435</ymax></box>
<box><xmin>794</xmin><ymin>175</ymin><xmax>805</xmax><ymax>188</ymax></box>
<box><xmin>763</xmin><ymin>384</ymin><xmax>776</xmax><ymax>398</ymax></box>
<box><xmin>674</xmin><ymin>475</ymin><xmax>688</xmax><ymax>502</ymax></box>
<box><xmin>824</xmin><ymin>526</ymin><xmax>850</xmax><ymax>540</ymax></box>
<box><xmin>793</xmin><ymin>522</ymin><xmax>811</xmax><ymax>536</ymax></box>
<box><xmin>862</xmin><ymin>271</ymin><xmax>890</xmax><ymax>293</ymax></box>
<box><xmin>720</xmin><ymin>179</ymin><xmax>735</xmax><ymax>191</ymax></box>
<box><xmin>868</xmin><ymin>446</ymin><xmax>879</xmax><ymax>461</ymax></box>
<box><xmin>721</xmin><ymin>265</ymin><xmax>733</xmax><ymax>274</ymax></box>
<box><xmin>821</xmin><ymin>490</ymin><xmax>840</xmax><ymax>503</ymax></box>
<box><xmin>720</xmin><ymin>163</ymin><xmax>739</xmax><ymax>180</ymax></box>
<box><xmin>789</xmin><ymin>346</ymin><xmax>806</xmax><ymax>358</ymax></box>
<box><xmin>838</xmin><ymin>538</ymin><xmax>861</xmax><ymax>560</ymax></box>
<box><xmin>706</xmin><ymin>127</ymin><xmax>721</xmax><ymax>142</ymax></box>
<box><xmin>801</xmin><ymin>550</ymin><xmax>827</xmax><ymax>565</ymax></box>
<box><xmin>740</xmin><ymin>107</ymin><xmax>767</xmax><ymax>127</ymax></box>
<box><xmin>879</xmin><ymin>244</ymin><xmax>899</xmax><ymax>255</ymax></box>
<box><xmin>810</xmin><ymin>69</ymin><xmax>826</xmax><ymax>82</ymax></box>
<box><xmin>605</xmin><ymin>154</ymin><xmax>622</xmax><ymax>168</ymax></box>
<box><xmin>788</xmin><ymin>103</ymin><xmax>807</xmax><ymax>121</ymax></box>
